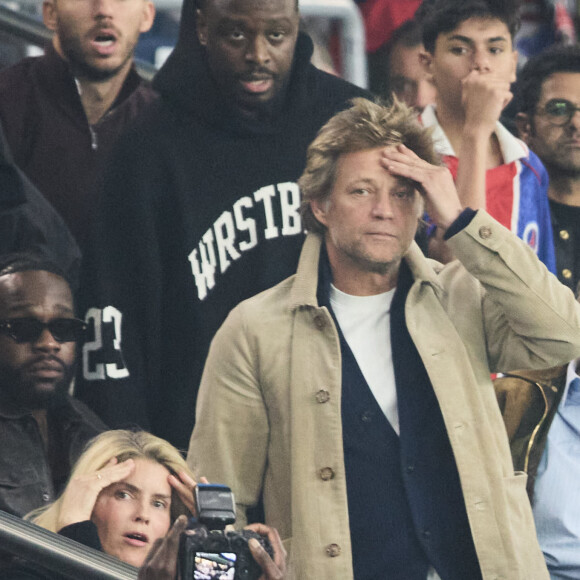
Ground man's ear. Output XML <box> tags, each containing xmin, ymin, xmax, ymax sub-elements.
<box><xmin>196</xmin><ymin>8</ymin><xmax>208</xmax><ymax>46</ymax></box>
<box><xmin>139</xmin><ymin>1</ymin><xmax>156</xmax><ymax>34</ymax></box>
<box><xmin>510</xmin><ymin>50</ymin><xmax>518</xmax><ymax>84</ymax></box>
<box><xmin>42</xmin><ymin>0</ymin><xmax>57</xmax><ymax>31</ymax></box>
<box><xmin>310</xmin><ymin>199</ymin><xmax>329</xmax><ymax>228</ymax></box>
<box><xmin>515</xmin><ymin>112</ymin><xmax>532</xmax><ymax>142</ymax></box>
<box><xmin>419</xmin><ymin>50</ymin><xmax>433</xmax><ymax>75</ymax></box>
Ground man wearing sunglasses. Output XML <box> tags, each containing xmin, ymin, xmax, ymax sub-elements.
<box><xmin>516</xmin><ymin>44</ymin><xmax>580</xmax><ymax>295</ymax></box>
<box><xmin>0</xmin><ymin>254</ymin><xmax>105</xmax><ymax>518</ymax></box>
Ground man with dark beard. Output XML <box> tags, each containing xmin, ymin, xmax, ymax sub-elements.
<box><xmin>0</xmin><ymin>0</ymin><xmax>156</xmax><ymax>251</ymax></box>
<box><xmin>515</xmin><ymin>45</ymin><xmax>580</xmax><ymax>294</ymax></box>
<box><xmin>0</xmin><ymin>254</ymin><xmax>105</xmax><ymax>517</ymax></box>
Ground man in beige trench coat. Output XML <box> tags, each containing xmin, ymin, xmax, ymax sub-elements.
<box><xmin>188</xmin><ymin>98</ymin><xmax>580</xmax><ymax>580</ymax></box>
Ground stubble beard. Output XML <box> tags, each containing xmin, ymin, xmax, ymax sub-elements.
<box><xmin>228</xmin><ymin>66</ymin><xmax>292</xmax><ymax>122</ymax></box>
<box><xmin>531</xmin><ymin>126</ymin><xmax>580</xmax><ymax>178</ymax></box>
<box><xmin>542</xmin><ymin>153</ymin><xmax>580</xmax><ymax>179</ymax></box>
<box><xmin>56</xmin><ymin>22</ymin><xmax>136</xmax><ymax>82</ymax></box>
<box><xmin>338</xmin><ymin>237</ymin><xmax>402</xmax><ymax>277</ymax></box>
<box><xmin>0</xmin><ymin>364</ymin><xmax>74</xmax><ymax>412</ymax></box>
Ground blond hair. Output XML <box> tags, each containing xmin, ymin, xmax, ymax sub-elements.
<box><xmin>28</xmin><ymin>430</ymin><xmax>193</xmax><ymax>532</ymax></box>
<box><xmin>299</xmin><ymin>97</ymin><xmax>439</xmax><ymax>233</ymax></box>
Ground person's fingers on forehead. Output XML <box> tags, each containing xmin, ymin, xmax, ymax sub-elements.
<box><xmin>394</xmin><ymin>143</ymin><xmax>420</xmax><ymax>158</ymax></box>
<box><xmin>167</xmin><ymin>473</ymin><xmax>197</xmax><ymax>515</ymax></box>
<box><xmin>382</xmin><ymin>157</ymin><xmax>433</xmax><ymax>189</ymax></box>
<box><xmin>382</xmin><ymin>149</ymin><xmax>428</xmax><ymax>175</ymax></box>
<box><xmin>382</xmin><ymin>143</ymin><xmax>420</xmax><ymax>161</ymax></box>
<box><xmin>168</xmin><ymin>473</ymin><xmax>189</xmax><ymax>491</ymax></box>
<box><xmin>96</xmin><ymin>458</ymin><xmax>136</xmax><ymax>487</ymax></box>
<box><xmin>176</xmin><ymin>470</ymin><xmax>196</xmax><ymax>486</ymax></box>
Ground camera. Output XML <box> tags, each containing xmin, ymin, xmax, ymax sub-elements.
<box><xmin>179</xmin><ymin>483</ymin><xmax>273</xmax><ymax>580</ymax></box>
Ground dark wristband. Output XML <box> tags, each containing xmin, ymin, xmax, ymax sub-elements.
<box><xmin>443</xmin><ymin>208</ymin><xmax>477</xmax><ymax>240</ymax></box>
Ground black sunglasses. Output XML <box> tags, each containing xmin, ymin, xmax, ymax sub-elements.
<box><xmin>0</xmin><ymin>317</ymin><xmax>87</xmax><ymax>343</ymax></box>
<box><xmin>538</xmin><ymin>98</ymin><xmax>580</xmax><ymax>126</ymax></box>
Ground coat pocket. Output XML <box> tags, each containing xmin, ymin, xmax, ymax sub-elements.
<box><xmin>502</xmin><ymin>471</ymin><xmax>548</xmax><ymax>580</ymax></box>
<box><xmin>503</xmin><ymin>471</ymin><xmax>530</xmax><ymax>520</ymax></box>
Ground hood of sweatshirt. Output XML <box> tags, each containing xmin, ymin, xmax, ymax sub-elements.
<box><xmin>152</xmin><ymin>0</ymin><xmax>315</xmax><ymax>135</ymax></box>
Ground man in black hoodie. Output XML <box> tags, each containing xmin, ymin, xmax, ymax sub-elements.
<box><xmin>76</xmin><ymin>0</ymin><xmax>369</xmax><ymax>450</ymax></box>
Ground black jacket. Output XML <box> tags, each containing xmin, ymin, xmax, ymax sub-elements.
<box><xmin>76</xmin><ymin>0</ymin><xmax>369</xmax><ymax>449</ymax></box>
<box><xmin>0</xmin><ymin>125</ymin><xmax>81</xmax><ymax>288</ymax></box>
<box><xmin>549</xmin><ymin>199</ymin><xmax>580</xmax><ymax>295</ymax></box>
<box><xmin>0</xmin><ymin>395</ymin><xmax>106</xmax><ymax>517</ymax></box>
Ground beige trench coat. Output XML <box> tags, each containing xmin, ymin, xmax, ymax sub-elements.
<box><xmin>189</xmin><ymin>210</ymin><xmax>580</xmax><ymax>580</ymax></box>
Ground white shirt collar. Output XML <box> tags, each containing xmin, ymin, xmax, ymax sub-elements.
<box><xmin>421</xmin><ymin>103</ymin><xmax>529</xmax><ymax>164</ymax></box>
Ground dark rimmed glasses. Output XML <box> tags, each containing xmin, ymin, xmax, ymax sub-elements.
<box><xmin>0</xmin><ymin>317</ymin><xmax>87</xmax><ymax>343</ymax></box>
<box><xmin>537</xmin><ymin>98</ymin><xmax>580</xmax><ymax>126</ymax></box>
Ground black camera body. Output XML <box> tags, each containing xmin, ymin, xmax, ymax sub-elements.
<box><xmin>179</xmin><ymin>483</ymin><xmax>273</xmax><ymax>580</ymax></box>
<box><xmin>179</xmin><ymin>527</ymin><xmax>272</xmax><ymax>580</ymax></box>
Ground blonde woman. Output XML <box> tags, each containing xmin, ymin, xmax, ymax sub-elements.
<box><xmin>29</xmin><ymin>429</ymin><xmax>198</xmax><ymax>568</ymax></box>
<box><xmin>3</xmin><ymin>430</ymin><xmax>285</xmax><ymax>579</ymax></box>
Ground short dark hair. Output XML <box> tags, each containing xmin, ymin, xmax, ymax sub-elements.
<box><xmin>368</xmin><ymin>19</ymin><xmax>424</xmax><ymax>98</ymax></box>
<box><xmin>390</xmin><ymin>18</ymin><xmax>423</xmax><ymax>51</ymax></box>
<box><xmin>516</xmin><ymin>44</ymin><xmax>580</xmax><ymax>116</ymax></box>
<box><xmin>418</xmin><ymin>0</ymin><xmax>520</xmax><ymax>53</ymax></box>
<box><xmin>0</xmin><ymin>252</ymin><xmax>70</xmax><ymax>288</ymax></box>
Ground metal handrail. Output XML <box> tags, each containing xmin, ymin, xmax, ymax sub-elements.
<box><xmin>299</xmin><ymin>0</ymin><xmax>368</xmax><ymax>89</ymax></box>
<box><xmin>0</xmin><ymin>510</ymin><xmax>138</xmax><ymax>580</ymax></box>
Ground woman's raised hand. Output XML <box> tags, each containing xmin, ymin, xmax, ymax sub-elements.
<box><xmin>56</xmin><ymin>457</ymin><xmax>135</xmax><ymax>531</ymax></box>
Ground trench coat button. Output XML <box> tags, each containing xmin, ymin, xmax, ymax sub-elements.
<box><xmin>474</xmin><ymin>499</ymin><xmax>487</xmax><ymax>511</ymax></box>
<box><xmin>478</xmin><ymin>226</ymin><xmax>492</xmax><ymax>239</ymax></box>
<box><xmin>562</xmin><ymin>268</ymin><xmax>572</xmax><ymax>279</ymax></box>
<box><xmin>325</xmin><ymin>543</ymin><xmax>341</xmax><ymax>557</ymax></box>
<box><xmin>316</xmin><ymin>390</ymin><xmax>330</xmax><ymax>403</ymax></box>
<box><xmin>42</xmin><ymin>493</ymin><xmax>50</xmax><ymax>502</ymax></box>
<box><xmin>313</xmin><ymin>315</ymin><xmax>326</xmax><ymax>329</ymax></box>
<box><xmin>319</xmin><ymin>467</ymin><xmax>335</xmax><ymax>481</ymax></box>
<box><xmin>560</xmin><ymin>229</ymin><xmax>570</xmax><ymax>241</ymax></box>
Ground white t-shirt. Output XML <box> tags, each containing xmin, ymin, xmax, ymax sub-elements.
<box><xmin>330</xmin><ymin>283</ymin><xmax>399</xmax><ymax>434</ymax></box>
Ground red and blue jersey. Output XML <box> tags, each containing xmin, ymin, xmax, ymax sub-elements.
<box><xmin>421</xmin><ymin>105</ymin><xmax>556</xmax><ymax>274</ymax></box>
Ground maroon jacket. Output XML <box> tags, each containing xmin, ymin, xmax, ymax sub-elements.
<box><xmin>0</xmin><ymin>44</ymin><xmax>157</xmax><ymax>250</ymax></box>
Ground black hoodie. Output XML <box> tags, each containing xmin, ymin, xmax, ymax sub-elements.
<box><xmin>76</xmin><ymin>0</ymin><xmax>369</xmax><ymax>450</ymax></box>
